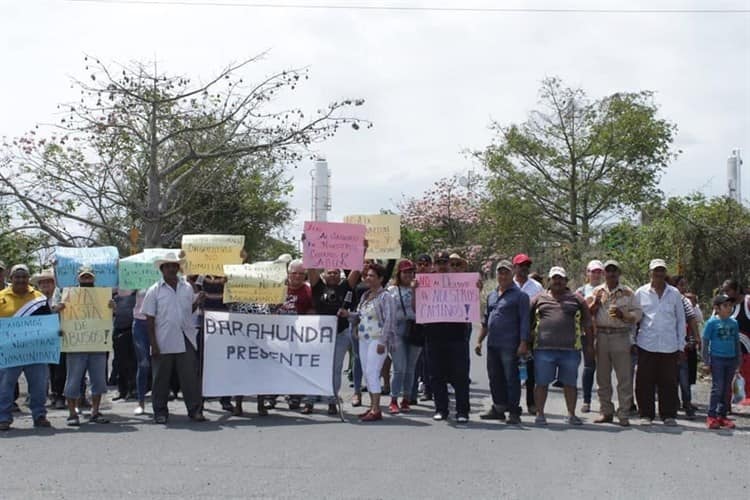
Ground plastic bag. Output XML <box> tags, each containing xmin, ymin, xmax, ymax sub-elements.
<box><xmin>733</xmin><ymin>373</ymin><xmax>746</xmax><ymax>404</ymax></box>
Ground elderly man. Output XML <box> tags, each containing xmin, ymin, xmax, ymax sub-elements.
<box><xmin>512</xmin><ymin>253</ymin><xmax>544</xmax><ymax>415</ymax></box>
<box><xmin>589</xmin><ymin>260</ymin><xmax>642</xmax><ymax>426</ymax></box>
<box><xmin>530</xmin><ymin>266</ymin><xmax>593</xmax><ymax>426</ymax></box>
<box><xmin>142</xmin><ymin>253</ymin><xmax>206</xmax><ymax>424</ymax></box>
<box><xmin>633</xmin><ymin>259</ymin><xmax>686</xmax><ymax>426</ymax></box>
<box><xmin>32</xmin><ymin>269</ymin><xmax>67</xmax><ymax>409</ymax></box>
<box><xmin>476</xmin><ymin>260</ymin><xmax>530</xmax><ymax>425</ymax></box>
<box><xmin>0</xmin><ymin>265</ymin><xmax>53</xmax><ymax>431</ymax></box>
<box><xmin>0</xmin><ymin>260</ymin><xmax>7</xmax><ymax>287</ymax></box>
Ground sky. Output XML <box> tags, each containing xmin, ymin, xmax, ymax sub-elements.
<box><xmin>1</xmin><ymin>0</ymin><xmax>748</xmax><ymax>244</ymax></box>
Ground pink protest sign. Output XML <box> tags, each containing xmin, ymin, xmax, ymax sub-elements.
<box><xmin>303</xmin><ymin>221</ymin><xmax>367</xmax><ymax>271</ymax></box>
<box><xmin>415</xmin><ymin>272</ymin><xmax>481</xmax><ymax>324</ymax></box>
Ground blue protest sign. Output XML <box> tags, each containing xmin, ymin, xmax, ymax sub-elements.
<box><xmin>54</xmin><ymin>246</ymin><xmax>120</xmax><ymax>288</ymax></box>
<box><xmin>0</xmin><ymin>315</ymin><xmax>61</xmax><ymax>369</ymax></box>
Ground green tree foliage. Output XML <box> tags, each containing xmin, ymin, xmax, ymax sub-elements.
<box><xmin>0</xmin><ymin>55</ymin><xmax>368</xmax><ymax>252</ymax></box>
<box><xmin>601</xmin><ymin>195</ymin><xmax>750</xmax><ymax>300</ymax></box>
<box><xmin>478</xmin><ymin>77</ymin><xmax>677</xmax><ymax>270</ymax></box>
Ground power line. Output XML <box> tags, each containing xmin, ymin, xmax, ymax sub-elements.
<box><xmin>63</xmin><ymin>0</ymin><xmax>750</xmax><ymax>14</ymax></box>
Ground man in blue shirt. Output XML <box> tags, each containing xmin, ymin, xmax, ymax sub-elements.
<box><xmin>476</xmin><ymin>260</ymin><xmax>530</xmax><ymax>424</ymax></box>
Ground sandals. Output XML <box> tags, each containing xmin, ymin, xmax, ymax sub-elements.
<box><xmin>67</xmin><ymin>415</ymin><xmax>80</xmax><ymax>427</ymax></box>
<box><xmin>89</xmin><ymin>413</ymin><xmax>110</xmax><ymax>424</ymax></box>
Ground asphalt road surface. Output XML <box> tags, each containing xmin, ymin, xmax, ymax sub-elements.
<box><xmin>2</xmin><ymin>337</ymin><xmax>748</xmax><ymax>500</ymax></box>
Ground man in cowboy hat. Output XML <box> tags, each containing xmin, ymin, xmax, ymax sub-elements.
<box><xmin>0</xmin><ymin>264</ymin><xmax>54</xmax><ymax>431</ymax></box>
<box><xmin>31</xmin><ymin>269</ymin><xmax>68</xmax><ymax>409</ymax></box>
<box><xmin>141</xmin><ymin>252</ymin><xmax>206</xmax><ymax>424</ymax></box>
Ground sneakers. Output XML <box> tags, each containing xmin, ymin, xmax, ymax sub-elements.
<box><xmin>507</xmin><ymin>413</ymin><xmax>522</xmax><ymax>425</ymax></box>
<box><xmin>420</xmin><ymin>393</ymin><xmax>434</xmax><ymax>402</ymax></box>
<box><xmin>581</xmin><ymin>403</ymin><xmax>591</xmax><ymax>413</ymax></box>
<box><xmin>432</xmin><ymin>412</ymin><xmax>447</xmax><ymax>421</ymax></box>
<box><xmin>54</xmin><ymin>398</ymin><xmax>66</xmax><ymax>410</ymax></box>
<box><xmin>479</xmin><ymin>407</ymin><xmax>505</xmax><ymax>420</ymax></box>
<box><xmin>564</xmin><ymin>415</ymin><xmax>583</xmax><ymax>426</ymax></box>
<box><xmin>706</xmin><ymin>416</ymin><xmax>721</xmax><ymax>429</ymax></box>
<box><xmin>663</xmin><ymin>418</ymin><xmax>678</xmax><ymax>427</ymax></box>
<box><xmin>718</xmin><ymin>417</ymin><xmax>736</xmax><ymax>429</ymax></box>
<box><xmin>456</xmin><ymin>415</ymin><xmax>469</xmax><ymax>424</ymax></box>
<box><xmin>133</xmin><ymin>406</ymin><xmax>145</xmax><ymax>416</ymax></box>
<box><xmin>684</xmin><ymin>407</ymin><xmax>696</xmax><ymax>419</ymax></box>
<box><xmin>388</xmin><ymin>400</ymin><xmax>400</xmax><ymax>415</ymax></box>
<box><xmin>399</xmin><ymin>398</ymin><xmax>411</xmax><ymax>412</ymax></box>
<box><xmin>360</xmin><ymin>411</ymin><xmax>382</xmax><ymax>422</ymax></box>
<box><xmin>534</xmin><ymin>414</ymin><xmax>547</xmax><ymax>426</ymax></box>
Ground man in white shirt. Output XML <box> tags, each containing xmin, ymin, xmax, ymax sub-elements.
<box><xmin>633</xmin><ymin>259</ymin><xmax>686</xmax><ymax>426</ymax></box>
<box><xmin>512</xmin><ymin>253</ymin><xmax>544</xmax><ymax>415</ymax></box>
<box><xmin>142</xmin><ymin>253</ymin><xmax>206</xmax><ymax>424</ymax></box>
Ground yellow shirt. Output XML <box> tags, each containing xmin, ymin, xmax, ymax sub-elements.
<box><xmin>0</xmin><ymin>286</ymin><xmax>45</xmax><ymax>318</ymax></box>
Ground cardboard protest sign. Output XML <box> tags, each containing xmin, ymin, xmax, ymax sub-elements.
<box><xmin>60</xmin><ymin>287</ymin><xmax>113</xmax><ymax>352</ymax></box>
<box><xmin>54</xmin><ymin>246</ymin><xmax>119</xmax><ymax>288</ymax></box>
<box><xmin>343</xmin><ymin>214</ymin><xmax>401</xmax><ymax>259</ymax></box>
<box><xmin>181</xmin><ymin>235</ymin><xmax>244</xmax><ymax>276</ymax></box>
<box><xmin>0</xmin><ymin>315</ymin><xmax>61</xmax><ymax>369</ymax></box>
<box><xmin>118</xmin><ymin>248</ymin><xmax>179</xmax><ymax>290</ymax></box>
<box><xmin>202</xmin><ymin>311</ymin><xmax>337</xmax><ymax>397</ymax></box>
<box><xmin>302</xmin><ymin>221</ymin><xmax>366</xmax><ymax>271</ymax></box>
<box><xmin>223</xmin><ymin>262</ymin><xmax>287</xmax><ymax>304</ymax></box>
<box><xmin>415</xmin><ymin>272</ymin><xmax>481</xmax><ymax>324</ymax></box>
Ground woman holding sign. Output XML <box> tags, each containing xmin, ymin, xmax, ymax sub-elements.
<box><xmin>338</xmin><ymin>263</ymin><xmax>397</xmax><ymax>422</ymax></box>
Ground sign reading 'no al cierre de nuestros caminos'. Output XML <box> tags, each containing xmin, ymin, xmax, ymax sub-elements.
<box><xmin>222</xmin><ymin>262</ymin><xmax>287</xmax><ymax>304</ymax></box>
<box><xmin>60</xmin><ymin>287</ymin><xmax>113</xmax><ymax>352</ymax></box>
<box><xmin>415</xmin><ymin>272</ymin><xmax>481</xmax><ymax>324</ymax></box>
<box><xmin>343</xmin><ymin>214</ymin><xmax>401</xmax><ymax>260</ymax></box>
<box><xmin>202</xmin><ymin>311</ymin><xmax>337</xmax><ymax>397</ymax></box>
<box><xmin>0</xmin><ymin>315</ymin><xmax>61</xmax><ymax>369</ymax></box>
<box><xmin>302</xmin><ymin>221</ymin><xmax>366</xmax><ymax>271</ymax></box>
<box><xmin>181</xmin><ymin>234</ymin><xmax>245</xmax><ymax>276</ymax></box>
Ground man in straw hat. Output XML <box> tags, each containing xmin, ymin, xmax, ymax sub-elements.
<box><xmin>31</xmin><ymin>269</ymin><xmax>68</xmax><ymax>409</ymax></box>
<box><xmin>142</xmin><ymin>252</ymin><xmax>206</xmax><ymax>424</ymax></box>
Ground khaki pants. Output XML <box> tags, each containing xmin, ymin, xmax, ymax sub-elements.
<box><xmin>595</xmin><ymin>332</ymin><xmax>633</xmax><ymax>418</ymax></box>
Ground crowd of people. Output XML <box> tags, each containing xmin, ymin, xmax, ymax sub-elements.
<box><xmin>0</xmin><ymin>250</ymin><xmax>747</xmax><ymax>431</ymax></box>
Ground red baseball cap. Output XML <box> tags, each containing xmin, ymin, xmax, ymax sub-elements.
<box><xmin>512</xmin><ymin>253</ymin><xmax>532</xmax><ymax>265</ymax></box>
<box><xmin>398</xmin><ymin>259</ymin><xmax>415</xmax><ymax>272</ymax></box>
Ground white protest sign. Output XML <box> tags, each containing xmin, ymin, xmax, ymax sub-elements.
<box><xmin>202</xmin><ymin>311</ymin><xmax>337</xmax><ymax>397</ymax></box>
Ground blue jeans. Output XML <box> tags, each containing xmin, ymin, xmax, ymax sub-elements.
<box><xmin>0</xmin><ymin>364</ymin><xmax>49</xmax><ymax>423</ymax></box>
<box><xmin>132</xmin><ymin>319</ymin><xmax>151</xmax><ymax>402</ymax></box>
<box><xmin>487</xmin><ymin>346</ymin><xmax>521</xmax><ymax>415</ymax></box>
<box><xmin>64</xmin><ymin>353</ymin><xmax>108</xmax><ymax>398</ymax></box>
<box><xmin>678</xmin><ymin>357</ymin><xmax>691</xmax><ymax>406</ymax></box>
<box><xmin>390</xmin><ymin>322</ymin><xmax>423</xmax><ymax>398</ymax></box>
<box><xmin>708</xmin><ymin>356</ymin><xmax>737</xmax><ymax>417</ymax></box>
<box><xmin>534</xmin><ymin>349</ymin><xmax>581</xmax><ymax>386</ymax></box>
<box><xmin>582</xmin><ymin>355</ymin><xmax>596</xmax><ymax>404</ymax></box>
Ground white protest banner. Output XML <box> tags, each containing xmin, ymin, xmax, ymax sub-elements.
<box><xmin>118</xmin><ymin>249</ymin><xmax>179</xmax><ymax>290</ymax></box>
<box><xmin>54</xmin><ymin>246</ymin><xmax>119</xmax><ymax>288</ymax></box>
<box><xmin>223</xmin><ymin>262</ymin><xmax>287</xmax><ymax>304</ymax></box>
<box><xmin>202</xmin><ymin>311</ymin><xmax>337</xmax><ymax>397</ymax></box>
<box><xmin>415</xmin><ymin>272</ymin><xmax>481</xmax><ymax>324</ymax></box>
<box><xmin>0</xmin><ymin>315</ymin><xmax>61</xmax><ymax>369</ymax></box>
<box><xmin>181</xmin><ymin>234</ymin><xmax>244</xmax><ymax>276</ymax></box>
<box><xmin>302</xmin><ymin>221</ymin><xmax>366</xmax><ymax>271</ymax></box>
<box><xmin>343</xmin><ymin>214</ymin><xmax>401</xmax><ymax>259</ymax></box>
<box><xmin>60</xmin><ymin>287</ymin><xmax>113</xmax><ymax>352</ymax></box>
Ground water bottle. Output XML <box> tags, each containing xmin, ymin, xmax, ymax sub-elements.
<box><xmin>343</xmin><ymin>291</ymin><xmax>353</xmax><ymax>308</ymax></box>
<box><xmin>518</xmin><ymin>357</ymin><xmax>528</xmax><ymax>382</ymax></box>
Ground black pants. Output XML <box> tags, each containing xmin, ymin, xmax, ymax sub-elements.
<box><xmin>113</xmin><ymin>327</ymin><xmax>136</xmax><ymax>396</ymax></box>
<box><xmin>525</xmin><ymin>357</ymin><xmax>536</xmax><ymax>409</ymax></box>
<box><xmin>426</xmin><ymin>338</ymin><xmax>470</xmax><ymax>417</ymax></box>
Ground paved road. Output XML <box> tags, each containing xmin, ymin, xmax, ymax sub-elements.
<box><xmin>3</xmin><ymin>339</ymin><xmax>748</xmax><ymax>500</ymax></box>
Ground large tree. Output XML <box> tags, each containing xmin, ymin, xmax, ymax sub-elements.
<box><xmin>478</xmin><ymin>77</ymin><xmax>677</xmax><ymax>267</ymax></box>
<box><xmin>0</xmin><ymin>55</ymin><xmax>368</xmax><ymax>251</ymax></box>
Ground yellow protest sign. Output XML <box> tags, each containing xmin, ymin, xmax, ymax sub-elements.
<box><xmin>343</xmin><ymin>214</ymin><xmax>401</xmax><ymax>259</ymax></box>
<box><xmin>223</xmin><ymin>262</ymin><xmax>287</xmax><ymax>304</ymax></box>
<box><xmin>181</xmin><ymin>234</ymin><xmax>245</xmax><ymax>276</ymax></box>
<box><xmin>60</xmin><ymin>287</ymin><xmax>113</xmax><ymax>352</ymax></box>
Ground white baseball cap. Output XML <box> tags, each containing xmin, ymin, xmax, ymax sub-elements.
<box><xmin>649</xmin><ymin>259</ymin><xmax>667</xmax><ymax>271</ymax></box>
<box><xmin>548</xmin><ymin>266</ymin><xmax>567</xmax><ymax>279</ymax></box>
